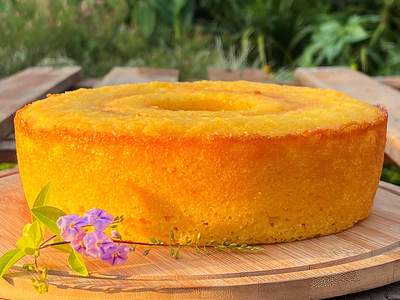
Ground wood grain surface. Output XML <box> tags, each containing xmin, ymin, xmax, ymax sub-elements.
<box><xmin>0</xmin><ymin>66</ymin><xmax>81</xmax><ymax>141</ymax></box>
<box><xmin>1</xmin><ymin>172</ymin><xmax>400</xmax><ymax>299</ymax></box>
<box><xmin>96</xmin><ymin>67</ymin><xmax>179</xmax><ymax>87</ymax></box>
<box><xmin>207</xmin><ymin>68</ymin><xmax>270</xmax><ymax>82</ymax></box>
<box><xmin>0</xmin><ymin>139</ymin><xmax>16</xmax><ymax>162</ymax></box>
<box><xmin>376</xmin><ymin>76</ymin><xmax>400</xmax><ymax>90</ymax></box>
<box><xmin>294</xmin><ymin>67</ymin><xmax>400</xmax><ymax>166</ymax></box>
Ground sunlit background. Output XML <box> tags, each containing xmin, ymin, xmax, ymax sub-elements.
<box><xmin>2</xmin><ymin>0</ymin><xmax>400</xmax><ymax>79</ymax></box>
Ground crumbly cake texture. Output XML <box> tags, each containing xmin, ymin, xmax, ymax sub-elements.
<box><xmin>15</xmin><ymin>81</ymin><xmax>387</xmax><ymax>245</ymax></box>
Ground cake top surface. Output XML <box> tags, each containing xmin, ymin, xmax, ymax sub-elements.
<box><xmin>17</xmin><ymin>81</ymin><xmax>384</xmax><ymax>138</ymax></box>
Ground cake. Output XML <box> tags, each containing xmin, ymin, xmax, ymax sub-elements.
<box><xmin>14</xmin><ymin>81</ymin><xmax>387</xmax><ymax>245</ymax></box>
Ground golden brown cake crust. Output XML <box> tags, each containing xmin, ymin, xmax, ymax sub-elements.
<box><xmin>15</xmin><ymin>81</ymin><xmax>385</xmax><ymax>138</ymax></box>
<box><xmin>14</xmin><ymin>103</ymin><xmax>387</xmax><ymax>148</ymax></box>
<box><xmin>14</xmin><ymin>82</ymin><xmax>388</xmax><ymax>245</ymax></box>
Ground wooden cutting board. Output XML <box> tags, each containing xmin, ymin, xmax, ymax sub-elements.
<box><xmin>1</xmin><ymin>170</ymin><xmax>400</xmax><ymax>299</ymax></box>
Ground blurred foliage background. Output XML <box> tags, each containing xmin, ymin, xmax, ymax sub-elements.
<box><xmin>1</xmin><ymin>0</ymin><xmax>400</xmax><ymax>184</ymax></box>
<box><xmin>1</xmin><ymin>0</ymin><xmax>400</xmax><ymax>80</ymax></box>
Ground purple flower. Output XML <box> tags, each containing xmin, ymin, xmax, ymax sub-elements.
<box><xmin>111</xmin><ymin>229</ymin><xmax>121</xmax><ymax>240</ymax></box>
<box><xmin>84</xmin><ymin>208</ymin><xmax>114</xmax><ymax>231</ymax></box>
<box><xmin>56</xmin><ymin>214</ymin><xmax>89</xmax><ymax>242</ymax></box>
<box><xmin>100</xmin><ymin>244</ymin><xmax>130</xmax><ymax>265</ymax></box>
<box><xmin>83</xmin><ymin>231</ymin><xmax>114</xmax><ymax>258</ymax></box>
<box><xmin>70</xmin><ymin>230</ymin><xmax>87</xmax><ymax>254</ymax></box>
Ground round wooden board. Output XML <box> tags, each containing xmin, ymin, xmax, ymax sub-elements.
<box><xmin>1</xmin><ymin>170</ymin><xmax>400</xmax><ymax>300</ymax></box>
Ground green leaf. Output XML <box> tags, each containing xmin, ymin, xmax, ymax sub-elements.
<box><xmin>173</xmin><ymin>248</ymin><xmax>180</xmax><ymax>259</ymax></box>
<box><xmin>22</xmin><ymin>263</ymin><xmax>36</xmax><ymax>272</ymax></box>
<box><xmin>173</xmin><ymin>0</ymin><xmax>186</xmax><ymax>14</ymax></box>
<box><xmin>16</xmin><ymin>221</ymin><xmax>43</xmax><ymax>255</ymax></box>
<box><xmin>31</xmin><ymin>183</ymin><xmax>51</xmax><ymax>233</ymax></box>
<box><xmin>0</xmin><ymin>162</ymin><xmax>15</xmax><ymax>171</ymax></box>
<box><xmin>135</xmin><ymin>2</ymin><xmax>156</xmax><ymax>38</ymax></box>
<box><xmin>149</xmin><ymin>237</ymin><xmax>162</xmax><ymax>245</ymax></box>
<box><xmin>0</xmin><ymin>249</ymin><xmax>25</xmax><ymax>277</ymax></box>
<box><xmin>256</xmin><ymin>33</ymin><xmax>266</xmax><ymax>65</ymax></box>
<box><xmin>52</xmin><ymin>237</ymin><xmax>73</xmax><ymax>254</ymax></box>
<box><xmin>32</xmin><ymin>183</ymin><xmax>51</xmax><ymax>209</ymax></box>
<box><xmin>53</xmin><ymin>244</ymin><xmax>73</xmax><ymax>253</ymax></box>
<box><xmin>32</xmin><ymin>278</ymin><xmax>48</xmax><ymax>294</ymax></box>
<box><xmin>68</xmin><ymin>251</ymin><xmax>88</xmax><ymax>277</ymax></box>
<box><xmin>31</xmin><ymin>206</ymin><xmax>65</xmax><ymax>235</ymax></box>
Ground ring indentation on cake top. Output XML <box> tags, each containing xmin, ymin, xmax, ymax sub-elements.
<box><xmin>17</xmin><ymin>81</ymin><xmax>382</xmax><ymax>138</ymax></box>
<box><xmin>14</xmin><ymin>81</ymin><xmax>387</xmax><ymax>245</ymax></box>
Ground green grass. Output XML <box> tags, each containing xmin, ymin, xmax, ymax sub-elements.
<box><xmin>0</xmin><ymin>1</ymin><xmax>399</xmax><ymax>80</ymax></box>
<box><xmin>0</xmin><ymin>163</ymin><xmax>16</xmax><ymax>171</ymax></box>
<box><xmin>381</xmin><ymin>165</ymin><xmax>400</xmax><ymax>186</ymax></box>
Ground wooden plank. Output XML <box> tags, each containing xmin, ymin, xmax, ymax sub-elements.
<box><xmin>96</xmin><ymin>67</ymin><xmax>179</xmax><ymax>87</ymax></box>
<box><xmin>0</xmin><ymin>165</ymin><xmax>18</xmax><ymax>178</ymax></box>
<box><xmin>295</xmin><ymin>67</ymin><xmax>400</xmax><ymax>166</ymax></box>
<box><xmin>376</xmin><ymin>76</ymin><xmax>400</xmax><ymax>90</ymax></box>
<box><xmin>0</xmin><ymin>134</ymin><xmax>16</xmax><ymax>162</ymax></box>
<box><xmin>336</xmin><ymin>280</ymin><xmax>400</xmax><ymax>299</ymax></box>
<box><xmin>2</xmin><ymin>173</ymin><xmax>400</xmax><ymax>298</ymax></box>
<box><xmin>72</xmin><ymin>78</ymin><xmax>100</xmax><ymax>89</ymax></box>
<box><xmin>0</xmin><ymin>66</ymin><xmax>81</xmax><ymax>140</ymax></box>
<box><xmin>208</xmin><ymin>68</ymin><xmax>270</xmax><ymax>82</ymax></box>
<box><xmin>0</xmin><ymin>140</ymin><xmax>16</xmax><ymax>162</ymax></box>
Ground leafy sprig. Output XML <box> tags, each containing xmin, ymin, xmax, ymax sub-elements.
<box><xmin>0</xmin><ymin>184</ymin><xmax>88</xmax><ymax>293</ymax></box>
<box><xmin>0</xmin><ymin>184</ymin><xmax>263</xmax><ymax>293</ymax></box>
<box><xmin>208</xmin><ymin>241</ymin><xmax>263</xmax><ymax>253</ymax></box>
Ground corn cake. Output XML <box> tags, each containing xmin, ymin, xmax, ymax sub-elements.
<box><xmin>15</xmin><ymin>81</ymin><xmax>387</xmax><ymax>244</ymax></box>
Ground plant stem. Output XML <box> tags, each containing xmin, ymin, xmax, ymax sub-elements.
<box><xmin>39</xmin><ymin>241</ymin><xmax>69</xmax><ymax>250</ymax></box>
<box><xmin>39</xmin><ymin>235</ymin><xmax>57</xmax><ymax>248</ymax></box>
<box><xmin>38</xmin><ymin>238</ymin><xmax>260</xmax><ymax>253</ymax></box>
<box><xmin>39</xmin><ymin>239</ymin><xmax>169</xmax><ymax>250</ymax></box>
<box><xmin>34</xmin><ymin>256</ymin><xmax>38</xmax><ymax>269</ymax></box>
<box><xmin>112</xmin><ymin>239</ymin><xmax>164</xmax><ymax>246</ymax></box>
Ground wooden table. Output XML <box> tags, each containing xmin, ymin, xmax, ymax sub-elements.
<box><xmin>0</xmin><ymin>66</ymin><xmax>179</xmax><ymax>162</ymax></box>
<box><xmin>96</xmin><ymin>67</ymin><xmax>179</xmax><ymax>86</ymax></box>
<box><xmin>0</xmin><ymin>67</ymin><xmax>82</xmax><ymax>162</ymax></box>
<box><xmin>0</xmin><ymin>66</ymin><xmax>81</xmax><ymax>140</ymax></box>
<box><xmin>295</xmin><ymin>67</ymin><xmax>400</xmax><ymax>166</ymax></box>
<box><xmin>208</xmin><ymin>68</ymin><xmax>270</xmax><ymax>82</ymax></box>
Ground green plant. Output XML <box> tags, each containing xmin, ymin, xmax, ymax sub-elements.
<box><xmin>300</xmin><ymin>16</ymin><xmax>373</xmax><ymax>67</ymax></box>
<box><xmin>300</xmin><ymin>0</ymin><xmax>400</xmax><ymax>74</ymax></box>
<box><xmin>382</xmin><ymin>165</ymin><xmax>400</xmax><ymax>186</ymax></box>
<box><xmin>127</xmin><ymin>28</ymin><xmax>211</xmax><ymax>80</ymax></box>
<box><xmin>0</xmin><ymin>163</ymin><xmax>16</xmax><ymax>171</ymax></box>
<box><xmin>211</xmin><ymin>30</ymin><xmax>259</xmax><ymax>71</ymax></box>
<box><xmin>0</xmin><ymin>185</ymin><xmax>261</xmax><ymax>293</ymax></box>
<box><xmin>0</xmin><ymin>1</ymin><xmax>53</xmax><ymax>77</ymax></box>
<box><xmin>47</xmin><ymin>0</ymin><xmax>141</xmax><ymax>77</ymax></box>
<box><xmin>1</xmin><ymin>0</ymin><xmax>400</xmax><ymax>79</ymax></box>
<box><xmin>199</xmin><ymin>0</ymin><xmax>330</xmax><ymax>69</ymax></box>
<box><xmin>135</xmin><ymin>0</ymin><xmax>195</xmax><ymax>42</ymax></box>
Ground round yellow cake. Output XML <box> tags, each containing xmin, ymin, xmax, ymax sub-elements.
<box><xmin>14</xmin><ymin>81</ymin><xmax>387</xmax><ymax>245</ymax></box>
